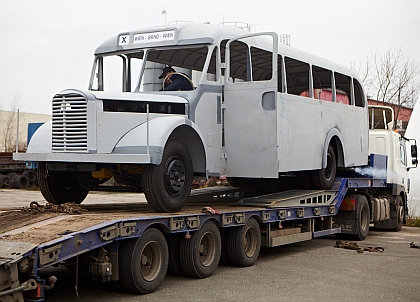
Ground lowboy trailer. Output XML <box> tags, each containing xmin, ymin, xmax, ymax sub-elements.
<box><xmin>0</xmin><ymin>153</ymin><xmax>409</xmax><ymax>301</ymax></box>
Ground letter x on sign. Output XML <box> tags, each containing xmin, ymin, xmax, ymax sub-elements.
<box><xmin>119</xmin><ymin>35</ymin><xmax>129</xmax><ymax>45</ymax></box>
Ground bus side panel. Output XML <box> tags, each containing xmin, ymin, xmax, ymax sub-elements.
<box><xmin>194</xmin><ymin>92</ymin><xmax>223</xmax><ymax>176</ymax></box>
<box><xmin>277</xmin><ymin>93</ymin><xmax>318</xmax><ymax>171</ymax></box>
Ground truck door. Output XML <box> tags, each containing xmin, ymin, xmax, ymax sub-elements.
<box><xmin>223</xmin><ymin>32</ymin><xmax>278</xmax><ymax>178</ymax></box>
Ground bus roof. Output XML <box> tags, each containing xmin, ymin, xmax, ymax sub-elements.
<box><xmin>95</xmin><ymin>23</ymin><xmax>359</xmax><ymax>81</ymax></box>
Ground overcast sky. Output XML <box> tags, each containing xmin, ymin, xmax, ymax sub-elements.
<box><xmin>0</xmin><ymin>0</ymin><xmax>419</xmax><ymax>115</ymax></box>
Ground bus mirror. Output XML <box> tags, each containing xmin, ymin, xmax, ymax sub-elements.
<box><xmin>412</xmin><ymin>158</ymin><xmax>418</xmax><ymax>165</ymax></box>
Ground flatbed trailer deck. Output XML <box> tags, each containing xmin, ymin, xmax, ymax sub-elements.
<box><xmin>0</xmin><ymin>175</ymin><xmax>388</xmax><ymax>302</ymax></box>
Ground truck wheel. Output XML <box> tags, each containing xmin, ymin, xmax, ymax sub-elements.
<box><xmin>22</xmin><ymin>170</ymin><xmax>37</xmax><ymax>184</ymax></box>
<box><xmin>119</xmin><ymin>228</ymin><xmax>168</xmax><ymax>294</ymax></box>
<box><xmin>37</xmin><ymin>162</ymin><xmax>89</xmax><ymax>204</ymax></box>
<box><xmin>227</xmin><ymin>217</ymin><xmax>261</xmax><ymax>267</ymax></box>
<box><xmin>0</xmin><ymin>175</ymin><xmax>11</xmax><ymax>188</ymax></box>
<box><xmin>353</xmin><ymin>195</ymin><xmax>370</xmax><ymax>241</ymax></box>
<box><xmin>180</xmin><ymin>220</ymin><xmax>221</xmax><ymax>278</ymax></box>
<box><xmin>393</xmin><ymin>196</ymin><xmax>404</xmax><ymax>232</ymax></box>
<box><xmin>311</xmin><ymin>145</ymin><xmax>336</xmax><ymax>190</ymax></box>
<box><xmin>143</xmin><ymin>139</ymin><xmax>193</xmax><ymax>213</ymax></box>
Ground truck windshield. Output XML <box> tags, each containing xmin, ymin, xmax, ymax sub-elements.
<box><xmin>89</xmin><ymin>45</ymin><xmax>211</xmax><ymax>93</ymax></box>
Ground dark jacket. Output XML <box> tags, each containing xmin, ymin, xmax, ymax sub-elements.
<box><xmin>163</xmin><ymin>73</ymin><xmax>193</xmax><ymax>91</ymax></box>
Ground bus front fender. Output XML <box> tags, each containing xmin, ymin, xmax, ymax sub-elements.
<box><xmin>113</xmin><ymin>116</ymin><xmax>206</xmax><ymax>165</ymax></box>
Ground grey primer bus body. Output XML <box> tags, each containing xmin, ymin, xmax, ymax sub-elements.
<box><xmin>15</xmin><ymin>23</ymin><xmax>368</xmax><ymax>212</ymax></box>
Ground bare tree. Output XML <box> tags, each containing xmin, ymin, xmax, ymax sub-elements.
<box><xmin>366</xmin><ymin>48</ymin><xmax>419</xmax><ymax>127</ymax></box>
<box><xmin>1</xmin><ymin>96</ymin><xmax>21</xmax><ymax>152</ymax></box>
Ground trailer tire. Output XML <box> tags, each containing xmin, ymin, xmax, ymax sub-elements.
<box><xmin>353</xmin><ymin>195</ymin><xmax>370</xmax><ymax>241</ymax></box>
<box><xmin>180</xmin><ymin>220</ymin><xmax>221</xmax><ymax>278</ymax></box>
<box><xmin>311</xmin><ymin>145</ymin><xmax>336</xmax><ymax>190</ymax></box>
<box><xmin>143</xmin><ymin>139</ymin><xmax>193</xmax><ymax>213</ymax></box>
<box><xmin>119</xmin><ymin>228</ymin><xmax>168</xmax><ymax>294</ymax></box>
<box><xmin>37</xmin><ymin>162</ymin><xmax>89</xmax><ymax>204</ymax></box>
<box><xmin>227</xmin><ymin>217</ymin><xmax>261</xmax><ymax>267</ymax></box>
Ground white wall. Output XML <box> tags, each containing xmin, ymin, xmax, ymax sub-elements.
<box><xmin>0</xmin><ymin>110</ymin><xmax>51</xmax><ymax>152</ymax></box>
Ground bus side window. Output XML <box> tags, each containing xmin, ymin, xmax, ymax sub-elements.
<box><xmin>278</xmin><ymin>55</ymin><xmax>283</xmax><ymax>92</ymax></box>
<box><xmin>353</xmin><ymin>79</ymin><xmax>365</xmax><ymax>107</ymax></box>
<box><xmin>207</xmin><ymin>47</ymin><xmax>218</xmax><ymax>82</ymax></box>
<box><xmin>312</xmin><ymin>65</ymin><xmax>333</xmax><ymax>101</ymax></box>
<box><xmin>334</xmin><ymin>72</ymin><xmax>351</xmax><ymax>105</ymax></box>
<box><xmin>285</xmin><ymin>57</ymin><xmax>310</xmax><ymax>96</ymax></box>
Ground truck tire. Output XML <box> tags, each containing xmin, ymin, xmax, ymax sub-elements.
<box><xmin>353</xmin><ymin>195</ymin><xmax>370</xmax><ymax>241</ymax></box>
<box><xmin>37</xmin><ymin>162</ymin><xmax>89</xmax><ymax>204</ymax></box>
<box><xmin>143</xmin><ymin>139</ymin><xmax>193</xmax><ymax>213</ymax></box>
<box><xmin>22</xmin><ymin>170</ymin><xmax>37</xmax><ymax>184</ymax></box>
<box><xmin>0</xmin><ymin>175</ymin><xmax>11</xmax><ymax>188</ymax></box>
<box><xmin>119</xmin><ymin>228</ymin><xmax>168</xmax><ymax>294</ymax></box>
<box><xmin>226</xmin><ymin>217</ymin><xmax>261</xmax><ymax>267</ymax></box>
<box><xmin>12</xmin><ymin>175</ymin><xmax>30</xmax><ymax>189</ymax></box>
<box><xmin>180</xmin><ymin>220</ymin><xmax>221</xmax><ymax>278</ymax></box>
<box><xmin>393</xmin><ymin>196</ymin><xmax>404</xmax><ymax>232</ymax></box>
<box><xmin>311</xmin><ymin>145</ymin><xmax>336</xmax><ymax>190</ymax></box>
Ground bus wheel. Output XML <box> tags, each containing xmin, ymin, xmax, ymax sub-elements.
<box><xmin>393</xmin><ymin>196</ymin><xmax>404</xmax><ymax>232</ymax></box>
<box><xmin>119</xmin><ymin>228</ymin><xmax>168</xmax><ymax>294</ymax></box>
<box><xmin>227</xmin><ymin>217</ymin><xmax>261</xmax><ymax>267</ymax></box>
<box><xmin>353</xmin><ymin>195</ymin><xmax>370</xmax><ymax>241</ymax></box>
<box><xmin>180</xmin><ymin>220</ymin><xmax>221</xmax><ymax>278</ymax></box>
<box><xmin>311</xmin><ymin>145</ymin><xmax>336</xmax><ymax>190</ymax></box>
<box><xmin>143</xmin><ymin>139</ymin><xmax>193</xmax><ymax>213</ymax></box>
<box><xmin>37</xmin><ymin>162</ymin><xmax>89</xmax><ymax>204</ymax></box>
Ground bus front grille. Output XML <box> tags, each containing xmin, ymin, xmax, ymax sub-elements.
<box><xmin>52</xmin><ymin>93</ymin><xmax>88</xmax><ymax>153</ymax></box>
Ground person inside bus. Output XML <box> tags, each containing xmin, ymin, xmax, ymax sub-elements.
<box><xmin>159</xmin><ymin>66</ymin><xmax>194</xmax><ymax>91</ymax></box>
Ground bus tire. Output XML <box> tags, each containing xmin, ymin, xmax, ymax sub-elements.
<box><xmin>143</xmin><ymin>139</ymin><xmax>193</xmax><ymax>213</ymax></box>
<box><xmin>227</xmin><ymin>217</ymin><xmax>261</xmax><ymax>267</ymax></box>
<box><xmin>37</xmin><ymin>162</ymin><xmax>89</xmax><ymax>204</ymax></box>
<box><xmin>353</xmin><ymin>195</ymin><xmax>370</xmax><ymax>241</ymax></box>
<box><xmin>119</xmin><ymin>228</ymin><xmax>168</xmax><ymax>294</ymax></box>
<box><xmin>180</xmin><ymin>220</ymin><xmax>221</xmax><ymax>278</ymax></box>
<box><xmin>311</xmin><ymin>145</ymin><xmax>336</xmax><ymax>190</ymax></box>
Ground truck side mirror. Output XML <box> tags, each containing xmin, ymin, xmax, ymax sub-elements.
<box><xmin>411</xmin><ymin>145</ymin><xmax>418</xmax><ymax>158</ymax></box>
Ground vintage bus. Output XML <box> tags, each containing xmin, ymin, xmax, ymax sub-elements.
<box><xmin>16</xmin><ymin>23</ymin><xmax>368</xmax><ymax>212</ymax></box>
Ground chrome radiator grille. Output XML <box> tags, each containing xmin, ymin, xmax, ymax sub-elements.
<box><xmin>52</xmin><ymin>93</ymin><xmax>88</xmax><ymax>153</ymax></box>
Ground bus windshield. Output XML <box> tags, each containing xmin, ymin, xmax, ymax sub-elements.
<box><xmin>89</xmin><ymin>45</ymin><xmax>211</xmax><ymax>93</ymax></box>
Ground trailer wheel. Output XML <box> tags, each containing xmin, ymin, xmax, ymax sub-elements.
<box><xmin>311</xmin><ymin>145</ymin><xmax>336</xmax><ymax>190</ymax></box>
<box><xmin>180</xmin><ymin>220</ymin><xmax>221</xmax><ymax>278</ymax></box>
<box><xmin>354</xmin><ymin>195</ymin><xmax>370</xmax><ymax>241</ymax></box>
<box><xmin>119</xmin><ymin>228</ymin><xmax>168</xmax><ymax>294</ymax></box>
<box><xmin>393</xmin><ymin>196</ymin><xmax>404</xmax><ymax>232</ymax></box>
<box><xmin>227</xmin><ymin>217</ymin><xmax>261</xmax><ymax>267</ymax></box>
<box><xmin>143</xmin><ymin>139</ymin><xmax>193</xmax><ymax>213</ymax></box>
<box><xmin>37</xmin><ymin>162</ymin><xmax>89</xmax><ymax>204</ymax></box>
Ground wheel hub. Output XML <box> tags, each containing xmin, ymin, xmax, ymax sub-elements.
<box><xmin>164</xmin><ymin>156</ymin><xmax>186</xmax><ymax>194</ymax></box>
